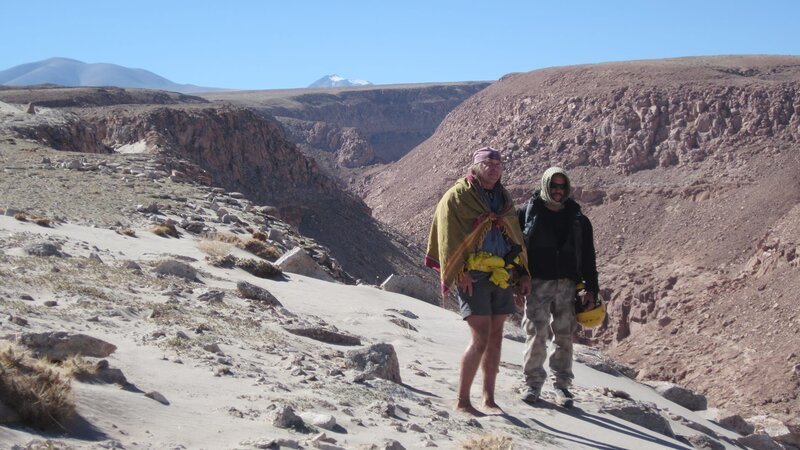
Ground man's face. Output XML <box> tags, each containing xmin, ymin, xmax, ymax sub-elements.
<box><xmin>549</xmin><ymin>174</ymin><xmax>567</xmax><ymax>202</ymax></box>
<box><xmin>478</xmin><ymin>159</ymin><xmax>502</xmax><ymax>186</ymax></box>
<box><xmin>480</xmin><ymin>159</ymin><xmax>503</xmax><ymax>186</ymax></box>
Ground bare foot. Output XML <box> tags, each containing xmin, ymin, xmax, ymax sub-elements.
<box><xmin>454</xmin><ymin>402</ymin><xmax>486</xmax><ymax>417</ymax></box>
<box><xmin>482</xmin><ymin>402</ymin><xmax>504</xmax><ymax>414</ymax></box>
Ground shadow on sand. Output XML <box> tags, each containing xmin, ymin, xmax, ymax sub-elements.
<box><xmin>521</xmin><ymin>403</ymin><xmax>691</xmax><ymax>450</ymax></box>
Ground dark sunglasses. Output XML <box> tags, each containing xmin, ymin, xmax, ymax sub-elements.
<box><xmin>549</xmin><ymin>182</ymin><xmax>567</xmax><ymax>190</ymax></box>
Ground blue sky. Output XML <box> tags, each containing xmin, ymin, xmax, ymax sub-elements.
<box><xmin>3</xmin><ymin>0</ymin><xmax>799</xmax><ymax>90</ymax></box>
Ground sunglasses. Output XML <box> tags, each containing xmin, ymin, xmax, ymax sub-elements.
<box><xmin>549</xmin><ymin>182</ymin><xmax>567</xmax><ymax>190</ymax></box>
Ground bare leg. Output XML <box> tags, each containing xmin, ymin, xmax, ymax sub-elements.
<box><xmin>455</xmin><ymin>315</ymin><xmax>490</xmax><ymax>416</ymax></box>
<box><xmin>481</xmin><ymin>314</ymin><xmax>508</xmax><ymax>413</ymax></box>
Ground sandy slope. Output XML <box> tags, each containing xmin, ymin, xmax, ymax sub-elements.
<box><xmin>0</xmin><ymin>214</ymin><xmax>743</xmax><ymax>449</ymax></box>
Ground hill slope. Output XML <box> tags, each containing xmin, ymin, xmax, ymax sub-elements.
<box><xmin>362</xmin><ymin>55</ymin><xmax>800</xmax><ymax>418</ymax></box>
<box><xmin>0</xmin><ymin>57</ymin><xmax>220</xmax><ymax>94</ymax></box>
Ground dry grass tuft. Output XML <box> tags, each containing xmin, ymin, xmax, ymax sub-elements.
<box><xmin>60</xmin><ymin>355</ymin><xmax>98</xmax><ymax>381</ymax></box>
<box><xmin>32</xmin><ymin>217</ymin><xmax>51</xmax><ymax>227</ymax></box>
<box><xmin>14</xmin><ymin>212</ymin><xmax>28</xmax><ymax>221</ymax></box>
<box><xmin>213</xmin><ymin>232</ymin><xmax>243</xmax><ymax>245</ymax></box>
<box><xmin>115</xmin><ymin>227</ymin><xmax>136</xmax><ymax>237</ymax></box>
<box><xmin>243</xmin><ymin>239</ymin><xmax>281</xmax><ymax>261</ymax></box>
<box><xmin>251</xmin><ymin>231</ymin><xmax>267</xmax><ymax>241</ymax></box>
<box><xmin>198</xmin><ymin>239</ymin><xmax>235</xmax><ymax>258</ymax></box>
<box><xmin>0</xmin><ymin>343</ymin><xmax>76</xmax><ymax>429</ymax></box>
<box><xmin>236</xmin><ymin>258</ymin><xmax>283</xmax><ymax>278</ymax></box>
<box><xmin>461</xmin><ymin>433</ymin><xmax>514</xmax><ymax>450</ymax></box>
<box><xmin>151</xmin><ymin>223</ymin><xmax>180</xmax><ymax>238</ymax></box>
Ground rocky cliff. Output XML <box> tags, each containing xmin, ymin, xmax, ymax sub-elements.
<box><xmin>0</xmin><ymin>88</ymin><xmax>427</xmax><ymax>284</ymax></box>
<box><xmin>202</xmin><ymin>83</ymin><xmax>489</xmax><ymax>174</ymax></box>
<box><xmin>362</xmin><ymin>55</ymin><xmax>800</xmax><ymax>418</ymax></box>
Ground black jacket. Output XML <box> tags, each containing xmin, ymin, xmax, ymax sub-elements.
<box><xmin>517</xmin><ymin>192</ymin><xmax>599</xmax><ymax>294</ymax></box>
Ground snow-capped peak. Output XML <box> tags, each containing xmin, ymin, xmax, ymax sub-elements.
<box><xmin>308</xmin><ymin>74</ymin><xmax>372</xmax><ymax>88</ymax></box>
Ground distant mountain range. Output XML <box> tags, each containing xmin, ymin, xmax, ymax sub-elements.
<box><xmin>0</xmin><ymin>58</ymin><xmax>222</xmax><ymax>94</ymax></box>
<box><xmin>308</xmin><ymin>74</ymin><xmax>372</xmax><ymax>88</ymax></box>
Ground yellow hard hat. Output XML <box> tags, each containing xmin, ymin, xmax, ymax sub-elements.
<box><xmin>576</xmin><ymin>302</ymin><xmax>606</xmax><ymax>329</ymax></box>
<box><xmin>574</xmin><ymin>285</ymin><xmax>605</xmax><ymax>329</ymax></box>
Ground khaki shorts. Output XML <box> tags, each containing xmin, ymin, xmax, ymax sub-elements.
<box><xmin>457</xmin><ymin>273</ymin><xmax>515</xmax><ymax>319</ymax></box>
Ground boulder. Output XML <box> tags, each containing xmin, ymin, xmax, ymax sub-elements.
<box><xmin>299</xmin><ymin>412</ymin><xmax>337</xmax><ymax>430</ymax></box>
<box><xmin>236</xmin><ymin>281</ymin><xmax>282</xmax><ymax>307</ymax></box>
<box><xmin>380</xmin><ymin>274</ymin><xmax>438</xmax><ymax>304</ymax></box>
<box><xmin>275</xmin><ymin>247</ymin><xmax>333</xmax><ymax>282</ymax></box>
<box><xmin>23</xmin><ymin>242</ymin><xmax>62</xmax><ymax>257</ymax></box>
<box><xmin>652</xmin><ymin>381</ymin><xmax>708</xmax><ymax>411</ymax></box>
<box><xmin>154</xmin><ymin>259</ymin><xmax>197</xmax><ymax>281</ymax></box>
<box><xmin>736</xmin><ymin>433</ymin><xmax>783</xmax><ymax>450</ymax></box>
<box><xmin>716</xmin><ymin>411</ymin><xmax>755</xmax><ymax>436</ymax></box>
<box><xmin>272</xmin><ymin>405</ymin><xmax>305</xmax><ymax>430</ymax></box>
<box><xmin>18</xmin><ymin>332</ymin><xmax>117</xmax><ymax>361</ymax></box>
<box><xmin>599</xmin><ymin>402</ymin><xmax>674</xmax><ymax>438</ymax></box>
<box><xmin>345</xmin><ymin>343</ymin><xmax>401</xmax><ymax>384</ymax></box>
<box><xmin>748</xmin><ymin>415</ymin><xmax>800</xmax><ymax>447</ymax></box>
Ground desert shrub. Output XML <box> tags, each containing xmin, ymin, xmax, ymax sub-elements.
<box><xmin>251</xmin><ymin>231</ymin><xmax>267</xmax><ymax>241</ymax></box>
<box><xmin>235</xmin><ymin>258</ymin><xmax>282</xmax><ymax>278</ymax></box>
<box><xmin>14</xmin><ymin>212</ymin><xmax>28</xmax><ymax>221</ymax></box>
<box><xmin>151</xmin><ymin>223</ymin><xmax>180</xmax><ymax>238</ymax></box>
<box><xmin>0</xmin><ymin>343</ymin><xmax>76</xmax><ymax>429</ymax></box>
<box><xmin>461</xmin><ymin>433</ymin><xmax>514</xmax><ymax>450</ymax></box>
<box><xmin>212</xmin><ymin>232</ymin><xmax>243</xmax><ymax>245</ymax></box>
<box><xmin>243</xmin><ymin>239</ymin><xmax>281</xmax><ymax>261</ymax></box>
<box><xmin>32</xmin><ymin>217</ymin><xmax>51</xmax><ymax>227</ymax></box>
<box><xmin>197</xmin><ymin>239</ymin><xmax>234</xmax><ymax>258</ymax></box>
<box><xmin>207</xmin><ymin>254</ymin><xmax>238</xmax><ymax>268</ymax></box>
<box><xmin>60</xmin><ymin>355</ymin><xmax>98</xmax><ymax>381</ymax></box>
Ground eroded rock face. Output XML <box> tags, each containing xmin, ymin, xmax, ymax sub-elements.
<box><xmin>205</xmin><ymin>83</ymin><xmax>490</xmax><ymax>166</ymax></box>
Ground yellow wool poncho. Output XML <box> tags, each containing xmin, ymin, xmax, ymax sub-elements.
<box><xmin>425</xmin><ymin>175</ymin><xmax>528</xmax><ymax>295</ymax></box>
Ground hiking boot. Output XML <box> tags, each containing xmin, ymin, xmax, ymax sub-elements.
<box><xmin>554</xmin><ymin>387</ymin><xmax>574</xmax><ymax>408</ymax></box>
<box><xmin>521</xmin><ymin>385</ymin><xmax>542</xmax><ymax>403</ymax></box>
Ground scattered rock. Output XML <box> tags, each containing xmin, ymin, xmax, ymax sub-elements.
<box><xmin>299</xmin><ymin>412</ymin><xmax>337</xmax><ymax>430</ymax></box>
<box><xmin>197</xmin><ymin>290</ymin><xmax>225</xmax><ymax>303</ymax></box>
<box><xmin>23</xmin><ymin>242</ymin><xmax>62</xmax><ymax>257</ymax></box>
<box><xmin>736</xmin><ymin>433</ymin><xmax>783</xmax><ymax>450</ymax></box>
<box><xmin>153</xmin><ymin>259</ymin><xmax>197</xmax><ymax>281</ymax></box>
<box><xmin>685</xmin><ymin>434</ymin><xmax>724</xmax><ymax>450</ymax></box>
<box><xmin>716</xmin><ymin>412</ymin><xmax>755</xmax><ymax>436</ymax></box>
<box><xmin>345</xmin><ymin>343</ymin><xmax>402</xmax><ymax>384</ymax></box>
<box><xmin>17</xmin><ymin>331</ymin><xmax>116</xmax><ymax>361</ymax></box>
<box><xmin>388</xmin><ymin>317</ymin><xmax>418</xmax><ymax>332</ymax></box>
<box><xmin>599</xmin><ymin>402</ymin><xmax>674</xmax><ymax>438</ymax></box>
<box><xmin>284</xmin><ymin>327</ymin><xmax>361</xmax><ymax>346</ymax></box>
<box><xmin>272</xmin><ymin>405</ymin><xmax>305</xmax><ymax>430</ymax></box>
<box><xmin>236</xmin><ymin>281</ymin><xmax>282</xmax><ymax>307</ymax></box>
<box><xmin>145</xmin><ymin>391</ymin><xmax>170</xmax><ymax>405</ymax></box>
<box><xmin>380</xmin><ymin>274</ymin><xmax>437</xmax><ymax>304</ymax></box>
<box><xmin>275</xmin><ymin>247</ymin><xmax>334</xmax><ymax>282</ymax></box>
<box><xmin>652</xmin><ymin>381</ymin><xmax>708</xmax><ymax>411</ymax></box>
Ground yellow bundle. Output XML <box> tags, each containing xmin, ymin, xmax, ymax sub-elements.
<box><xmin>465</xmin><ymin>252</ymin><xmax>518</xmax><ymax>289</ymax></box>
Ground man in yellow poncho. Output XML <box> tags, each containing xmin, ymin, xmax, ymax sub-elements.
<box><xmin>425</xmin><ymin>147</ymin><xmax>531</xmax><ymax>415</ymax></box>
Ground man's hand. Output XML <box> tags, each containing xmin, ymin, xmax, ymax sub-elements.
<box><xmin>457</xmin><ymin>271</ymin><xmax>474</xmax><ymax>296</ymax></box>
<box><xmin>583</xmin><ymin>291</ymin><xmax>596</xmax><ymax>307</ymax></box>
<box><xmin>516</xmin><ymin>275</ymin><xmax>531</xmax><ymax>297</ymax></box>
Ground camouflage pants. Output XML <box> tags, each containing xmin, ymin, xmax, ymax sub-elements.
<box><xmin>521</xmin><ymin>278</ymin><xmax>577</xmax><ymax>389</ymax></box>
